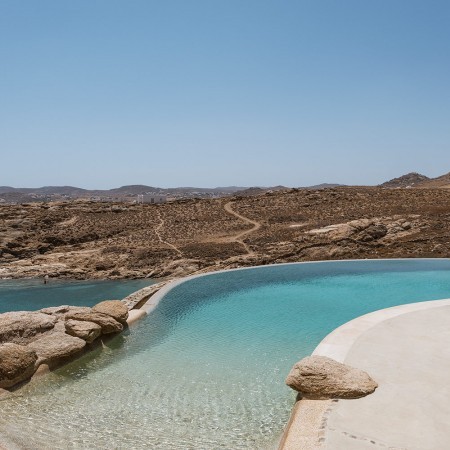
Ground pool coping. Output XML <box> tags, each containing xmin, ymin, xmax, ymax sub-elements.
<box><xmin>278</xmin><ymin>297</ymin><xmax>450</xmax><ymax>449</ymax></box>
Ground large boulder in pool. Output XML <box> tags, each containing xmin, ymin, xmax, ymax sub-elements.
<box><xmin>285</xmin><ymin>356</ymin><xmax>378</xmax><ymax>399</ymax></box>
<box><xmin>0</xmin><ymin>343</ymin><xmax>38</xmax><ymax>388</ymax></box>
<box><xmin>65</xmin><ymin>319</ymin><xmax>102</xmax><ymax>343</ymax></box>
<box><xmin>65</xmin><ymin>311</ymin><xmax>123</xmax><ymax>334</ymax></box>
<box><xmin>0</xmin><ymin>311</ymin><xmax>57</xmax><ymax>345</ymax></box>
<box><xmin>92</xmin><ymin>300</ymin><xmax>129</xmax><ymax>325</ymax></box>
<box><xmin>27</xmin><ymin>332</ymin><xmax>86</xmax><ymax>367</ymax></box>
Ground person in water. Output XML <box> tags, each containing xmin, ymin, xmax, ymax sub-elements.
<box><xmin>44</xmin><ymin>275</ymin><xmax>49</xmax><ymax>284</ymax></box>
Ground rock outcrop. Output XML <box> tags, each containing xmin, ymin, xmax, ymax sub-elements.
<box><xmin>380</xmin><ymin>172</ymin><xmax>430</xmax><ymax>188</ymax></box>
<box><xmin>307</xmin><ymin>217</ymin><xmax>412</xmax><ymax>243</ymax></box>
<box><xmin>0</xmin><ymin>296</ymin><xmax>137</xmax><ymax>390</ymax></box>
<box><xmin>0</xmin><ymin>311</ymin><xmax>57</xmax><ymax>345</ymax></box>
<box><xmin>65</xmin><ymin>311</ymin><xmax>123</xmax><ymax>334</ymax></box>
<box><xmin>0</xmin><ymin>343</ymin><xmax>38</xmax><ymax>388</ymax></box>
<box><xmin>65</xmin><ymin>319</ymin><xmax>102</xmax><ymax>343</ymax></box>
<box><xmin>28</xmin><ymin>333</ymin><xmax>86</xmax><ymax>367</ymax></box>
<box><xmin>92</xmin><ymin>300</ymin><xmax>129</xmax><ymax>324</ymax></box>
<box><xmin>286</xmin><ymin>356</ymin><xmax>378</xmax><ymax>399</ymax></box>
<box><xmin>40</xmin><ymin>305</ymin><xmax>91</xmax><ymax>317</ymax></box>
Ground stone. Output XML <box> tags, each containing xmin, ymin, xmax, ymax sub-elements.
<box><xmin>65</xmin><ymin>320</ymin><xmax>102</xmax><ymax>343</ymax></box>
<box><xmin>92</xmin><ymin>300</ymin><xmax>129</xmax><ymax>325</ymax></box>
<box><xmin>358</xmin><ymin>224</ymin><xmax>387</xmax><ymax>241</ymax></box>
<box><xmin>347</xmin><ymin>218</ymin><xmax>374</xmax><ymax>231</ymax></box>
<box><xmin>65</xmin><ymin>311</ymin><xmax>123</xmax><ymax>334</ymax></box>
<box><xmin>40</xmin><ymin>305</ymin><xmax>92</xmax><ymax>317</ymax></box>
<box><xmin>0</xmin><ymin>343</ymin><xmax>38</xmax><ymax>388</ymax></box>
<box><xmin>285</xmin><ymin>356</ymin><xmax>378</xmax><ymax>399</ymax></box>
<box><xmin>40</xmin><ymin>305</ymin><xmax>70</xmax><ymax>315</ymax></box>
<box><xmin>27</xmin><ymin>333</ymin><xmax>86</xmax><ymax>366</ymax></box>
<box><xmin>0</xmin><ymin>311</ymin><xmax>57</xmax><ymax>345</ymax></box>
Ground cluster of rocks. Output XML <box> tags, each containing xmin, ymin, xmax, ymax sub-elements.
<box><xmin>285</xmin><ymin>355</ymin><xmax>378</xmax><ymax>399</ymax></box>
<box><xmin>307</xmin><ymin>216</ymin><xmax>415</xmax><ymax>243</ymax></box>
<box><xmin>0</xmin><ymin>300</ymin><xmax>128</xmax><ymax>390</ymax></box>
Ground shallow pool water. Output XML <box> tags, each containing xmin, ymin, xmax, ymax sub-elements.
<box><xmin>0</xmin><ymin>278</ymin><xmax>154</xmax><ymax>313</ymax></box>
<box><xmin>1</xmin><ymin>259</ymin><xmax>450</xmax><ymax>449</ymax></box>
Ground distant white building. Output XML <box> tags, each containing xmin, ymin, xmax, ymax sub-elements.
<box><xmin>137</xmin><ymin>194</ymin><xmax>167</xmax><ymax>204</ymax></box>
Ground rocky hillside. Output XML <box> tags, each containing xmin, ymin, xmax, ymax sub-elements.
<box><xmin>380</xmin><ymin>172</ymin><xmax>430</xmax><ymax>188</ymax></box>
<box><xmin>416</xmin><ymin>172</ymin><xmax>450</xmax><ymax>189</ymax></box>
<box><xmin>380</xmin><ymin>170</ymin><xmax>450</xmax><ymax>189</ymax></box>
<box><xmin>1</xmin><ymin>187</ymin><xmax>449</xmax><ymax>280</ymax></box>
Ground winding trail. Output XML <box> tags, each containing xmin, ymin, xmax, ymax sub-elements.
<box><xmin>151</xmin><ymin>201</ymin><xmax>261</xmax><ymax>265</ymax></box>
<box><xmin>155</xmin><ymin>210</ymin><xmax>182</xmax><ymax>256</ymax></box>
<box><xmin>223</xmin><ymin>201</ymin><xmax>261</xmax><ymax>255</ymax></box>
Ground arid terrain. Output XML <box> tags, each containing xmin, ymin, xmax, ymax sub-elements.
<box><xmin>1</xmin><ymin>185</ymin><xmax>450</xmax><ymax>280</ymax></box>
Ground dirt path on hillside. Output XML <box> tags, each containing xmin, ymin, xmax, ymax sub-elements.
<box><xmin>223</xmin><ymin>201</ymin><xmax>261</xmax><ymax>255</ymax></box>
<box><xmin>155</xmin><ymin>210</ymin><xmax>183</xmax><ymax>256</ymax></box>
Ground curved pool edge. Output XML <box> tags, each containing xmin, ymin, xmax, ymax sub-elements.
<box><xmin>138</xmin><ymin>257</ymin><xmax>450</xmax><ymax>315</ymax></box>
<box><xmin>312</xmin><ymin>297</ymin><xmax>450</xmax><ymax>362</ymax></box>
<box><xmin>279</xmin><ymin>297</ymin><xmax>450</xmax><ymax>450</ymax></box>
<box><xmin>132</xmin><ymin>259</ymin><xmax>450</xmax><ymax>449</ymax></box>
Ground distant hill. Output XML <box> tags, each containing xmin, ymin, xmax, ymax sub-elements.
<box><xmin>305</xmin><ymin>183</ymin><xmax>346</xmax><ymax>190</ymax></box>
<box><xmin>380</xmin><ymin>172</ymin><xmax>430</xmax><ymax>188</ymax></box>
<box><xmin>163</xmin><ymin>186</ymin><xmax>247</xmax><ymax>195</ymax></box>
<box><xmin>33</xmin><ymin>186</ymin><xmax>89</xmax><ymax>196</ymax></box>
<box><xmin>0</xmin><ymin>186</ymin><xmax>16</xmax><ymax>194</ymax></box>
<box><xmin>108</xmin><ymin>185</ymin><xmax>160</xmax><ymax>195</ymax></box>
<box><xmin>416</xmin><ymin>172</ymin><xmax>450</xmax><ymax>189</ymax></box>
<box><xmin>0</xmin><ymin>184</ymin><xmax>249</xmax><ymax>203</ymax></box>
<box><xmin>234</xmin><ymin>186</ymin><xmax>288</xmax><ymax>196</ymax></box>
<box><xmin>0</xmin><ymin>192</ymin><xmax>36</xmax><ymax>203</ymax></box>
<box><xmin>3</xmin><ymin>171</ymin><xmax>450</xmax><ymax>205</ymax></box>
<box><xmin>0</xmin><ymin>186</ymin><xmax>88</xmax><ymax>195</ymax></box>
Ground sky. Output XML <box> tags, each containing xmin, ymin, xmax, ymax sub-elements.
<box><xmin>1</xmin><ymin>1</ymin><xmax>449</xmax><ymax>188</ymax></box>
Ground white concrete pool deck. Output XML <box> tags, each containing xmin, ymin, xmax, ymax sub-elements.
<box><xmin>280</xmin><ymin>298</ymin><xmax>450</xmax><ymax>449</ymax></box>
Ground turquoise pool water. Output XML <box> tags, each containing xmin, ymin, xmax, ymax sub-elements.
<box><xmin>0</xmin><ymin>278</ymin><xmax>155</xmax><ymax>313</ymax></box>
<box><xmin>1</xmin><ymin>259</ymin><xmax>450</xmax><ymax>449</ymax></box>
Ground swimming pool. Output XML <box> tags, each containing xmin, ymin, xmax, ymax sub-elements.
<box><xmin>0</xmin><ymin>278</ymin><xmax>155</xmax><ymax>314</ymax></box>
<box><xmin>1</xmin><ymin>259</ymin><xmax>450</xmax><ymax>449</ymax></box>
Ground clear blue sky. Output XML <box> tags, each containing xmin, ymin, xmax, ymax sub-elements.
<box><xmin>1</xmin><ymin>1</ymin><xmax>449</xmax><ymax>188</ymax></box>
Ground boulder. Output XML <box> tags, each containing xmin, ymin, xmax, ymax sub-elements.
<box><xmin>358</xmin><ymin>224</ymin><xmax>387</xmax><ymax>242</ymax></box>
<box><xmin>285</xmin><ymin>356</ymin><xmax>378</xmax><ymax>399</ymax></box>
<box><xmin>65</xmin><ymin>311</ymin><xmax>123</xmax><ymax>334</ymax></box>
<box><xmin>92</xmin><ymin>300</ymin><xmax>129</xmax><ymax>325</ymax></box>
<box><xmin>27</xmin><ymin>333</ymin><xmax>86</xmax><ymax>366</ymax></box>
<box><xmin>0</xmin><ymin>311</ymin><xmax>57</xmax><ymax>345</ymax></box>
<box><xmin>40</xmin><ymin>305</ymin><xmax>70</xmax><ymax>315</ymax></box>
<box><xmin>0</xmin><ymin>343</ymin><xmax>38</xmax><ymax>388</ymax></box>
<box><xmin>40</xmin><ymin>305</ymin><xmax>92</xmax><ymax>317</ymax></box>
<box><xmin>65</xmin><ymin>320</ymin><xmax>102</xmax><ymax>343</ymax></box>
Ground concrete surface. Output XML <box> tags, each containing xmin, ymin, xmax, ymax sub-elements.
<box><xmin>323</xmin><ymin>304</ymin><xmax>450</xmax><ymax>449</ymax></box>
<box><xmin>280</xmin><ymin>299</ymin><xmax>450</xmax><ymax>450</ymax></box>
